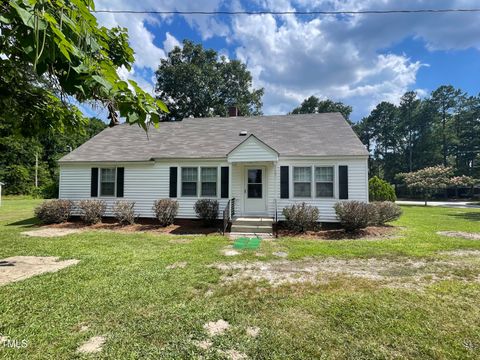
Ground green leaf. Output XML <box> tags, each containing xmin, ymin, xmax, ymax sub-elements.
<box><xmin>0</xmin><ymin>14</ymin><xmax>12</xmax><ymax>24</ymax></box>
<box><xmin>58</xmin><ymin>41</ymin><xmax>71</xmax><ymax>61</ymax></box>
<box><xmin>10</xmin><ymin>1</ymin><xmax>35</xmax><ymax>28</ymax></box>
<box><xmin>92</xmin><ymin>75</ymin><xmax>113</xmax><ymax>91</ymax></box>
<box><xmin>156</xmin><ymin>100</ymin><xmax>169</xmax><ymax>113</ymax></box>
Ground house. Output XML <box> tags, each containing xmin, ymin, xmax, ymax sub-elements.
<box><xmin>58</xmin><ymin>112</ymin><xmax>369</xmax><ymax>226</ymax></box>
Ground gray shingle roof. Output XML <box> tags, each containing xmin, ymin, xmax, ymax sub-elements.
<box><xmin>59</xmin><ymin>113</ymin><xmax>369</xmax><ymax>163</ymax></box>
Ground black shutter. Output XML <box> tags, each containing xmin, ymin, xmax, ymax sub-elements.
<box><xmin>280</xmin><ymin>166</ymin><xmax>289</xmax><ymax>199</ymax></box>
<box><xmin>116</xmin><ymin>167</ymin><xmax>124</xmax><ymax>197</ymax></box>
<box><xmin>90</xmin><ymin>168</ymin><xmax>98</xmax><ymax>197</ymax></box>
<box><xmin>339</xmin><ymin>165</ymin><xmax>349</xmax><ymax>199</ymax></box>
<box><xmin>221</xmin><ymin>167</ymin><xmax>229</xmax><ymax>198</ymax></box>
<box><xmin>169</xmin><ymin>167</ymin><xmax>178</xmax><ymax>198</ymax></box>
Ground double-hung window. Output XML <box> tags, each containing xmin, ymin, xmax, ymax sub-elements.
<box><xmin>182</xmin><ymin>167</ymin><xmax>198</xmax><ymax>196</ymax></box>
<box><xmin>293</xmin><ymin>167</ymin><xmax>312</xmax><ymax>197</ymax></box>
<box><xmin>201</xmin><ymin>167</ymin><xmax>217</xmax><ymax>196</ymax></box>
<box><xmin>315</xmin><ymin>166</ymin><xmax>334</xmax><ymax>197</ymax></box>
<box><xmin>100</xmin><ymin>168</ymin><xmax>116</xmax><ymax>196</ymax></box>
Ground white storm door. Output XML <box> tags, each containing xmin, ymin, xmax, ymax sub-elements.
<box><xmin>244</xmin><ymin>167</ymin><xmax>267</xmax><ymax>214</ymax></box>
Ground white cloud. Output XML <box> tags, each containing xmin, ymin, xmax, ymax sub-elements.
<box><xmin>163</xmin><ymin>32</ymin><xmax>181</xmax><ymax>54</ymax></box>
<box><xmin>87</xmin><ymin>0</ymin><xmax>480</xmax><ymax>121</ymax></box>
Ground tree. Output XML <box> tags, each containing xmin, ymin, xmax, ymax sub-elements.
<box><xmin>0</xmin><ymin>115</ymin><xmax>106</xmax><ymax>197</ymax></box>
<box><xmin>155</xmin><ymin>40</ymin><xmax>263</xmax><ymax>121</ymax></box>
<box><xmin>397</xmin><ymin>166</ymin><xmax>453</xmax><ymax>206</ymax></box>
<box><xmin>367</xmin><ymin>102</ymin><xmax>401</xmax><ymax>182</ymax></box>
<box><xmin>1</xmin><ymin>0</ymin><xmax>168</xmax><ymax>132</ymax></box>
<box><xmin>369</xmin><ymin>176</ymin><xmax>396</xmax><ymax>202</ymax></box>
<box><xmin>399</xmin><ymin>91</ymin><xmax>421</xmax><ymax>172</ymax></box>
<box><xmin>431</xmin><ymin>86</ymin><xmax>462</xmax><ymax>166</ymax></box>
<box><xmin>290</xmin><ymin>96</ymin><xmax>353</xmax><ymax>122</ymax></box>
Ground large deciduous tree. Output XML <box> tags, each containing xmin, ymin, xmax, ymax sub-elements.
<box><xmin>1</xmin><ymin>0</ymin><xmax>168</xmax><ymax>132</ymax></box>
<box><xmin>155</xmin><ymin>40</ymin><xmax>263</xmax><ymax>121</ymax></box>
<box><xmin>290</xmin><ymin>96</ymin><xmax>353</xmax><ymax>123</ymax></box>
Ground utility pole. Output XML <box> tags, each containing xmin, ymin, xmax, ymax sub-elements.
<box><xmin>35</xmin><ymin>152</ymin><xmax>38</xmax><ymax>188</ymax></box>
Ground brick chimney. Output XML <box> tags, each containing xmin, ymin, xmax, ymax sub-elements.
<box><xmin>228</xmin><ymin>106</ymin><xmax>238</xmax><ymax>117</ymax></box>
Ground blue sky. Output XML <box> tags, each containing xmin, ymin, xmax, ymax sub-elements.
<box><xmin>89</xmin><ymin>0</ymin><xmax>480</xmax><ymax>122</ymax></box>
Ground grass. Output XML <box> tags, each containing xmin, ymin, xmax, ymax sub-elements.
<box><xmin>0</xmin><ymin>199</ymin><xmax>480</xmax><ymax>359</ymax></box>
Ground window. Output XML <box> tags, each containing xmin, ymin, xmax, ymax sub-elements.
<box><xmin>182</xmin><ymin>167</ymin><xmax>198</xmax><ymax>196</ymax></box>
<box><xmin>247</xmin><ymin>169</ymin><xmax>262</xmax><ymax>198</ymax></box>
<box><xmin>201</xmin><ymin>167</ymin><xmax>217</xmax><ymax>196</ymax></box>
<box><xmin>315</xmin><ymin>166</ymin><xmax>334</xmax><ymax>197</ymax></box>
<box><xmin>100</xmin><ymin>168</ymin><xmax>116</xmax><ymax>196</ymax></box>
<box><xmin>293</xmin><ymin>167</ymin><xmax>312</xmax><ymax>197</ymax></box>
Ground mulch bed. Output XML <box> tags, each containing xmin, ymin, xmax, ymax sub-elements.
<box><xmin>45</xmin><ymin>218</ymin><xmax>221</xmax><ymax>235</ymax></box>
<box><xmin>278</xmin><ymin>226</ymin><xmax>397</xmax><ymax>240</ymax></box>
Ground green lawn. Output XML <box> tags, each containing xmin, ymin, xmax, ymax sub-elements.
<box><xmin>1</xmin><ymin>199</ymin><xmax>480</xmax><ymax>359</ymax></box>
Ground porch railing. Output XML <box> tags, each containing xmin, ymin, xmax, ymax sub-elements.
<box><xmin>273</xmin><ymin>198</ymin><xmax>279</xmax><ymax>238</ymax></box>
<box><xmin>222</xmin><ymin>198</ymin><xmax>235</xmax><ymax>235</ymax></box>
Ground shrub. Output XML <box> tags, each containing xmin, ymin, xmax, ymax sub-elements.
<box><xmin>371</xmin><ymin>201</ymin><xmax>402</xmax><ymax>226</ymax></box>
<box><xmin>152</xmin><ymin>199</ymin><xmax>179</xmax><ymax>226</ymax></box>
<box><xmin>282</xmin><ymin>202</ymin><xmax>319</xmax><ymax>232</ymax></box>
<box><xmin>369</xmin><ymin>176</ymin><xmax>397</xmax><ymax>202</ymax></box>
<box><xmin>78</xmin><ymin>200</ymin><xmax>106</xmax><ymax>225</ymax></box>
<box><xmin>34</xmin><ymin>199</ymin><xmax>72</xmax><ymax>224</ymax></box>
<box><xmin>112</xmin><ymin>200</ymin><xmax>136</xmax><ymax>225</ymax></box>
<box><xmin>194</xmin><ymin>199</ymin><xmax>219</xmax><ymax>226</ymax></box>
<box><xmin>334</xmin><ymin>200</ymin><xmax>375</xmax><ymax>232</ymax></box>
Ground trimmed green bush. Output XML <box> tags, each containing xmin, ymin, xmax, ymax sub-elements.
<box><xmin>153</xmin><ymin>199</ymin><xmax>178</xmax><ymax>226</ymax></box>
<box><xmin>34</xmin><ymin>199</ymin><xmax>72</xmax><ymax>224</ymax></box>
<box><xmin>369</xmin><ymin>176</ymin><xmax>397</xmax><ymax>202</ymax></box>
<box><xmin>194</xmin><ymin>199</ymin><xmax>219</xmax><ymax>226</ymax></box>
<box><xmin>334</xmin><ymin>200</ymin><xmax>375</xmax><ymax>232</ymax></box>
<box><xmin>282</xmin><ymin>202</ymin><xmax>319</xmax><ymax>232</ymax></box>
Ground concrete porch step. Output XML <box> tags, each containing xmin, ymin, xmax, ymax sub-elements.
<box><xmin>232</xmin><ymin>217</ymin><xmax>273</xmax><ymax>226</ymax></box>
<box><xmin>231</xmin><ymin>224</ymin><xmax>272</xmax><ymax>233</ymax></box>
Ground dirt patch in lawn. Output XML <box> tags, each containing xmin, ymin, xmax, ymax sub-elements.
<box><xmin>21</xmin><ymin>228</ymin><xmax>83</xmax><ymax>238</ymax></box>
<box><xmin>278</xmin><ymin>226</ymin><xmax>398</xmax><ymax>240</ymax></box>
<box><xmin>438</xmin><ymin>250</ymin><xmax>480</xmax><ymax>257</ymax></box>
<box><xmin>218</xmin><ymin>349</ymin><xmax>248</xmax><ymax>360</ymax></box>
<box><xmin>203</xmin><ymin>319</ymin><xmax>230</xmax><ymax>336</ymax></box>
<box><xmin>166</xmin><ymin>261</ymin><xmax>188</xmax><ymax>269</ymax></box>
<box><xmin>211</xmin><ymin>257</ymin><xmax>480</xmax><ymax>289</ymax></box>
<box><xmin>0</xmin><ymin>256</ymin><xmax>79</xmax><ymax>286</ymax></box>
<box><xmin>437</xmin><ymin>231</ymin><xmax>480</xmax><ymax>240</ymax></box>
<box><xmin>76</xmin><ymin>336</ymin><xmax>106</xmax><ymax>354</ymax></box>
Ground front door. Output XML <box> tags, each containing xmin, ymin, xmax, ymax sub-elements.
<box><xmin>244</xmin><ymin>167</ymin><xmax>266</xmax><ymax>214</ymax></box>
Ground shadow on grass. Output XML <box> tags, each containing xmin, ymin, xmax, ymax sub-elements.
<box><xmin>448</xmin><ymin>212</ymin><xmax>480</xmax><ymax>222</ymax></box>
<box><xmin>7</xmin><ymin>217</ymin><xmax>39</xmax><ymax>228</ymax></box>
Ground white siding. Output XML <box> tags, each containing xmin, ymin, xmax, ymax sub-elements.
<box><xmin>59</xmin><ymin>156</ymin><xmax>368</xmax><ymax>222</ymax></box>
<box><xmin>228</xmin><ymin>136</ymin><xmax>278</xmax><ymax>162</ymax></box>
<box><xmin>59</xmin><ymin>161</ymin><xmax>229</xmax><ymax>219</ymax></box>
<box><xmin>274</xmin><ymin>158</ymin><xmax>369</xmax><ymax>222</ymax></box>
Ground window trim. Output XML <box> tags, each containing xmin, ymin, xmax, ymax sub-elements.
<box><xmin>315</xmin><ymin>166</ymin><xmax>335</xmax><ymax>198</ymax></box>
<box><xmin>292</xmin><ymin>166</ymin><xmax>313</xmax><ymax>198</ymax></box>
<box><xmin>200</xmin><ymin>167</ymin><xmax>218</xmax><ymax>197</ymax></box>
<box><xmin>98</xmin><ymin>167</ymin><xmax>117</xmax><ymax>197</ymax></box>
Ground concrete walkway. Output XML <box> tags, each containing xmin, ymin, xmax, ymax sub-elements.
<box><xmin>396</xmin><ymin>200</ymin><xmax>480</xmax><ymax>209</ymax></box>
